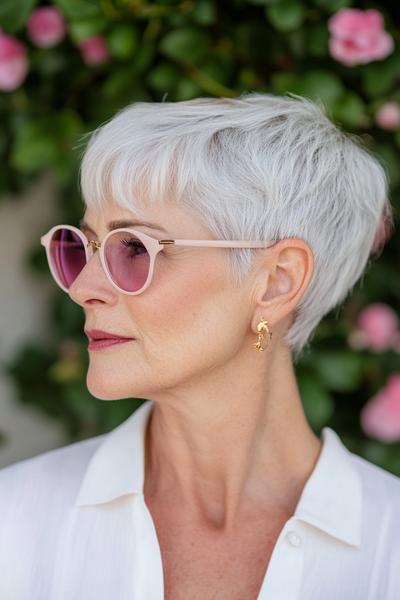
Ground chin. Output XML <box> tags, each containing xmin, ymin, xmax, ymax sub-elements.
<box><xmin>86</xmin><ymin>368</ymin><xmax>151</xmax><ymax>401</ymax></box>
<box><xmin>86</xmin><ymin>372</ymin><xmax>128</xmax><ymax>401</ymax></box>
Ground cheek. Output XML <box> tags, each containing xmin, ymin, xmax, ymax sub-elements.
<box><xmin>129</xmin><ymin>258</ymin><xmax>244</xmax><ymax>379</ymax></box>
<box><xmin>84</xmin><ymin>259</ymin><xmax>250</xmax><ymax>400</ymax></box>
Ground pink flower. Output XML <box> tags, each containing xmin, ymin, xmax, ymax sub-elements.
<box><xmin>350</xmin><ymin>303</ymin><xmax>399</xmax><ymax>352</ymax></box>
<box><xmin>27</xmin><ymin>7</ymin><xmax>66</xmax><ymax>49</ymax></box>
<box><xmin>0</xmin><ymin>31</ymin><xmax>28</xmax><ymax>91</ymax></box>
<box><xmin>77</xmin><ymin>36</ymin><xmax>110</xmax><ymax>66</ymax></box>
<box><xmin>328</xmin><ymin>8</ymin><xmax>394</xmax><ymax>66</ymax></box>
<box><xmin>375</xmin><ymin>101</ymin><xmax>400</xmax><ymax>130</ymax></box>
<box><xmin>360</xmin><ymin>373</ymin><xmax>400</xmax><ymax>442</ymax></box>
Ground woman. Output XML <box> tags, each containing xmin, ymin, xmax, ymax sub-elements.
<box><xmin>0</xmin><ymin>92</ymin><xmax>399</xmax><ymax>600</ymax></box>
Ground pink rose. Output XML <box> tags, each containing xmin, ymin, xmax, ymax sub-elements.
<box><xmin>27</xmin><ymin>7</ymin><xmax>66</xmax><ymax>49</ymax></box>
<box><xmin>349</xmin><ymin>303</ymin><xmax>399</xmax><ymax>352</ymax></box>
<box><xmin>360</xmin><ymin>373</ymin><xmax>400</xmax><ymax>442</ymax></box>
<box><xmin>77</xmin><ymin>36</ymin><xmax>110</xmax><ymax>66</ymax></box>
<box><xmin>0</xmin><ymin>31</ymin><xmax>28</xmax><ymax>91</ymax></box>
<box><xmin>328</xmin><ymin>8</ymin><xmax>394</xmax><ymax>66</ymax></box>
<box><xmin>375</xmin><ymin>101</ymin><xmax>400</xmax><ymax>130</ymax></box>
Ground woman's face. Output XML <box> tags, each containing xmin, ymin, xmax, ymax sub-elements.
<box><xmin>68</xmin><ymin>200</ymin><xmax>254</xmax><ymax>401</ymax></box>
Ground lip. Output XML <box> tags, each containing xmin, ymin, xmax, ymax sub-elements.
<box><xmin>88</xmin><ymin>338</ymin><xmax>134</xmax><ymax>351</ymax></box>
<box><xmin>85</xmin><ymin>329</ymin><xmax>135</xmax><ymax>342</ymax></box>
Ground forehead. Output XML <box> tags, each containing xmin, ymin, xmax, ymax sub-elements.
<box><xmin>82</xmin><ymin>200</ymin><xmax>207</xmax><ymax>235</ymax></box>
<box><xmin>85</xmin><ymin>197</ymin><xmax>168</xmax><ymax>221</ymax></box>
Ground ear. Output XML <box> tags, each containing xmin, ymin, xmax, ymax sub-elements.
<box><xmin>251</xmin><ymin>238</ymin><xmax>314</xmax><ymax>333</ymax></box>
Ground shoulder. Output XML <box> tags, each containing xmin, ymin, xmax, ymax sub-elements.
<box><xmin>347</xmin><ymin>449</ymin><xmax>400</xmax><ymax>595</ymax></box>
<box><xmin>348</xmin><ymin>450</ymin><xmax>400</xmax><ymax>535</ymax></box>
<box><xmin>0</xmin><ymin>433</ymin><xmax>106</xmax><ymax>511</ymax></box>
<box><xmin>349</xmin><ymin>450</ymin><xmax>400</xmax><ymax>503</ymax></box>
<box><xmin>0</xmin><ymin>435</ymin><xmax>107</xmax><ymax>597</ymax></box>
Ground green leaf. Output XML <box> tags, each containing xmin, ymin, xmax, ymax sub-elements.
<box><xmin>373</xmin><ymin>142</ymin><xmax>400</xmax><ymax>189</ymax></box>
<box><xmin>361</xmin><ymin>440</ymin><xmax>392</xmax><ymax>465</ymax></box>
<box><xmin>0</xmin><ymin>128</ymin><xmax>8</xmax><ymax>156</ymax></box>
<box><xmin>362</xmin><ymin>66</ymin><xmax>393</xmax><ymax>99</ymax></box>
<box><xmin>313</xmin><ymin>351</ymin><xmax>365</xmax><ymax>392</ymax></box>
<box><xmin>200</xmin><ymin>56</ymin><xmax>233</xmax><ymax>86</ymax></box>
<box><xmin>307</xmin><ymin>23</ymin><xmax>328</xmax><ymax>58</ymax></box>
<box><xmin>166</xmin><ymin>13</ymin><xmax>187</xmax><ymax>28</ymax></box>
<box><xmin>107</xmin><ymin>24</ymin><xmax>139</xmax><ymax>59</ymax></box>
<box><xmin>266</xmin><ymin>0</ymin><xmax>305</xmax><ymax>32</ymax></box>
<box><xmin>332</xmin><ymin>92</ymin><xmax>368</xmax><ymax>129</ymax></box>
<box><xmin>175</xmin><ymin>77</ymin><xmax>203</xmax><ymax>100</ymax></box>
<box><xmin>247</xmin><ymin>0</ymin><xmax>271</xmax><ymax>5</ymax></box>
<box><xmin>298</xmin><ymin>372</ymin><xmax>335</xmax><ymax>429</ymax></box>
<box><xmin>52</xmin><ymin>151</ymin><xmax>80</xmax><ymax>186</ymax></box>
<box><xmin>101</xmin><ymin>66</ymin><xmax>138</xmax><ymax>98</ymax></box>
<box><xmin>286</xmin><ymin>29</ymin><xmax>306</xmax><ymax>59</ymax></box>
<box><xmin>133</xmin><ymin>44</ymin><xmax>157</xmax><ymax>73</ymax></box>
<box><xmin>0</xmin><ymin>0</ymin><xmax>37</xmax><ymax>33</ymax></box>
<box><xmin>11</xmin><ymin>120</ymin><xmax>59</xmax><ymax>172</ymax></box>
<box><xmin>52</xmin><ymin>109</ymin><xmax>83</xmax><ymax>145</ymax></box>
<box><xmin>300</xmin><ymin>70</ymin><xmax>344</xmax><ymax>106</ymax></box>
<box><xmin>68</xmin><ymin>15</ymin><xmax>108</xmax><ymax>42</ymax></box>
<box><xmin>63</xmin><ymin>383</ymin><xmax>98</xmax><ymax>421</ymax></box>
<box><xmin>272</xmin><ymin>70</ymin><xmax>344</xmax><ymax>108</ymax></box>
<box><xmin>311</xmin><ymin>0</ymin><xmax>351</xmax><ymax>11</ymax></box>
<box><xmin>238</xmin><ymin>67</ymin><xmax>259</xmax><ymax>89</ymax></box>
<box><xmin>190</xmin><ymin>0</ymin><xmax>217</xmax><ymax>25</ymax></box>
<box><xmin>361</xmin><ymin>51</ymin><xmax>400</xmax><ymax>99</ymax></box>
<box><xmin>160</xmin><ymin>28</ymin><xmax>211</xmax><ymax>63</ymax></box>
<box><xmin>271</xmin><ymin>72</ymin><xmax>299</xmax><ymax>95</ymax></box>
<box><xmin>53</xmin><ymin>0</ymin><xmax>102</xmax><ymax>20</ymax></box>
<box><xmin>30</xmin><ymin>48</ymin><xmax>68</xmax><ymax>76</ymax></box>
<box><xmin>11</xmin><ymin>110</ymin><xmax>82</xmax><ymax>174</ymax></box>
<box><xmin>147</xmin><ymin>62</ymin><xmax>180</xmax><ymax>92</ymax></box>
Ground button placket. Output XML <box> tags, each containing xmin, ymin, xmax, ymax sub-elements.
<box><xmin>257</xmin><ymin>521</ymin><xmax>305</xmax><ymax>600</ymax></box>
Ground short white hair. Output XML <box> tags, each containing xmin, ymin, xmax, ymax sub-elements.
<box><xmin>78</xmin><ymin>92</ymin><xmax>394</xmax><ymax>363</ymax></box>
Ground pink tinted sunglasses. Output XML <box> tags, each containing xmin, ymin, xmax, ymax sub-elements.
<box><xmin>40</xmin><ymin>224</ymin><xmax>278</xmax><ymax>296</ymax></box>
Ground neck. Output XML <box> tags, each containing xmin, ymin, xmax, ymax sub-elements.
<box><xmin>144</xmin><ymin>344</ymin><xmax>322</xmax><ymax>532</ymax></box>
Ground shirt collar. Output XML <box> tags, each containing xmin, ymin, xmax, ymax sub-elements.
<box><xmin>75</xmin><ymin>399</ymin><xmax>154</xmax><ymax>506</ymax></box>
<box><xmin>74</xmin><ymin>400</ymin><xmax>362</xmax><ymax>548</ymax></box>
<box><xmin>293</xmin><ymin>426</ymin><xmax>363</xmax><ymax>548</ymax></box>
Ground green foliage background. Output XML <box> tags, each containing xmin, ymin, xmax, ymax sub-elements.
<box><xmin>1</xmin><ymin>0</ymin><xmax>399</xmax><ymax>473</ymax></box>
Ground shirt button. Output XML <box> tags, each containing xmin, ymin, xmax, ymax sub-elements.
<box><xmin>286</xmin><ymin>531</ymin><xmax>302</xmax><ymax>547</ymax></box>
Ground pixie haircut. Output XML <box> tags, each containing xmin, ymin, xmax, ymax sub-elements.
<box><xmin>78</xmin><ymin>92</ymin><xmax>394</xmax><ymax>363</ymax></box>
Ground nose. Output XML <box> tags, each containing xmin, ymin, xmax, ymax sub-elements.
<box><xmin>68</xmin><ymin>248</ymin><xmax>117</xmax><ymax>307</ymax></box>
<box><xmin>88</xmin><ymin>239</ymin><xmax>101</xmax><ymax>252</ymax></box>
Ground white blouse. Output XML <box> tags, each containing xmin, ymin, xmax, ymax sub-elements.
<box><xmin>1</xmin><ymin>399</ymin><xmax>400</xmax><ymax>599</ymax></box>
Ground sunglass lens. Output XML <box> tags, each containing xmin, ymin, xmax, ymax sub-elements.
<box><xmin>104</xmin><ymin>231</ymin><xmax>150</xmax><ymax>292</ymax></box>
<box><xmin>49</xmin><ymin>228</ymin><xmax>86</xmax><ymax>289</ymax></box>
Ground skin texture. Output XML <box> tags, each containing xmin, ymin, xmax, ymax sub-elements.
<box><xmin>69</xmin><ymin>198</ymin><xmax>322</xmax><ymax>534</ymax></box>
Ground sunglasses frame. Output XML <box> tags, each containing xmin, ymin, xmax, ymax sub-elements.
<box><xmin>41</xmin><ymin>224</ymin><xmax>279</xmax><ymax>296</ymax></box>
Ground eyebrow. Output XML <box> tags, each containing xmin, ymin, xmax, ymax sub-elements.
<box><xmin>78</xmin><ymin>218</ymin><xmax>167</xmax><ymax>234</ymax></box>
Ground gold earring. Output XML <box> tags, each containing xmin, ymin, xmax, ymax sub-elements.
<box><xmin>254</xmin><ymin>318</ymin><xmax>272</xmax><ymax>352</ymax></box>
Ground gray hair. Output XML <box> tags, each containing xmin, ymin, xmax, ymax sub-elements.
<box><xmin>78</xmin><ymin>92</ymin><xmax>394</xmax><ymax>363</ymax></box>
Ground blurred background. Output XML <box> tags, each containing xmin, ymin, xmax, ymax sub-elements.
<box><xmin>0</xmin><ymin>0</ymin><xmax>399</xmax><ymax>471</ymax></box>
